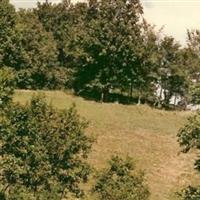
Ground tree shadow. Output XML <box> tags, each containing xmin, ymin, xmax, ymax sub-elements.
<box><xmin>75</xmin><ymin>88</ymin><xmax>144</xmax><ymax>105</ymax></box>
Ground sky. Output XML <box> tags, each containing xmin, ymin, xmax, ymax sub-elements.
<box><xmin>10</xmin><ymin>0</ymin><xmax>200</xmax><ymax>45</ymax></box>
<box><xmin>142</xmin><ymin>0</ymin><xmax>200</xmax><ymax>45</ymax></box>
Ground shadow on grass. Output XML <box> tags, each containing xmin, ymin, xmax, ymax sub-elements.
<box><xmin>73</xmin><ymin>88</ymin><xmax>186</xmax><ymax>111</ymax></box>
<box><xmin>74</xmin><ymin>88</ymin><xmax>149</xmax><ymax>105</ymax></box>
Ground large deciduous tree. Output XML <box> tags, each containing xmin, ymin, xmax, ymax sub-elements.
<box><xmin>0</xmin><ymin>95</ymin><xmax>93</xmax><ymax>200</ymax></box>
<box><xmin>6</xmin><ymin>10</ymin><xmax>59</xmax><ymax>89</ymax></box>
<box><xmin>0</xmin><ymin>0</ymin><xmax>16</xmax><ymax>66</ymax></box>
<box><xmin>69</xmin><ymin>0</ymin><xmax>147</xmax><ymax>102</ymax></box>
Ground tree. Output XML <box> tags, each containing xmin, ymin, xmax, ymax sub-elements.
<box><xmin>183</xmin><ymin>30</ymin><xmax>200</xmax><ymax>105</ymax></box>
<box><xmin>0</xmin><ymin>0</ymin><xmax>16</xmax><ymax>66</ymax></box>
<box><xmin>92</xmin><ymin>155</ymin><xmax>149</xmax><ymax>200</ymax></box>
<box><xmin>131</xmin><ymin>21</ymin><xmax>160</xmax><ymax>105</ymax></box>
<box><xmin>35</xmin><ymin>0</ymin><xmax>88</xmax><ymax>66</ymax></box>
<box><xmin>34</xmin><ymin>1</ymin><xmax>88</xmax><ymax>89</ymax></box>
<box><xmin>0</xmin><ymin>95</ymin><xmax>93</xmax><ymax>200</ymax></box>
<box><xmin>6</xmin><ymin>10</ymin><xmax>59</xmax><ymax>89</ymax></box>
<box><xmin>156</xmin><ymin>36</ymin><xmax>188</xmax><ymax>107</ymax></box>
<box><xmin>0</xmin><ymin>67</ymin><xmax>15</xmax><ymax>107</ymax></box>
<box><xmin>186</xmin><ymin>30</ymin><xmax>200</xmax><ymax>83</ymax></box>
<box><xmin>178</xmin><ymin>111</ymin><xmax>200</xmax><ymax>170</ymax></box>
<box><xmin>68</xmin><ymin>0</ymin><xmax>146</xmax><ymax>102</ymax></box>
<box><xmin>177</xmin><ymin>111</ymin><xmax>200</xmax><ymax>199</ymax></box>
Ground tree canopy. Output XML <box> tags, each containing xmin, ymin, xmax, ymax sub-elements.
<box><xmin>0</xmin><ymin>95</ymin><xmax>93</xmax><ymax>199</ymax></box>
<box><xmin>0</xmin><ymin>0</ymin><xmax>200</xmax><ymax>107</ymax></box>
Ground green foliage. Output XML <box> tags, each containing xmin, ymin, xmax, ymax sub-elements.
<box><xmin>178</xmin><ymin>111</ymin><xmax>200</xmax><ymax>163</ymax></box>
<box><xmin>0</xmin><ymin>67</ymin><xmax>15</xmax><ymax>107</ymax></box>
<box><xmin>0</xmin><ymin>0</ymin><xmax>16</xmax><ymax>65</ymax></box>
<box><xmin>0</xmin><ymin>0</ymin><xmax>195</xmax><ymax>107</ymax></box>
<box><xmin>189</xmin><ymin>83</ymin><xmax>200</xmax><ymax>104</ymax></box>
<box><xmin>6</xmin><ymin>10</ymin><xmax>60</xmax><ymax>89</ymax></box>
<box><xmin>92</xmin><ymin>155</ymin><xmax>149</xmax><ymax>200</ymax></box>
<box><xmin>178</xmin><ymin>186</ymin><xmax>200</xmax><ymax>200</ymax></box>
<box><xmin>177</xmin><ymin>111</ymin><xmax>200</xmax><ymax>199</ymax></box>
<box><xmin>0</xmin><ymin>95</ymin><xmax>93</xmax><ymax>199</ymax></box>
<box><xmin>156</xmin><ymin>36</ymin><xmax>189</xmax><ymax>107</ymax></box>
<box><xmin>182</xmin><ymin>30</ymin><xmax>200</xmax><ymax>106</ymax></box>
<box><xmin>35</xmin><ymin>1</ymin><xmax>87</xmax><ymax>67</ymax></box>
<box><xmin>70</xmin><ymin>0</ymin><xmax>147</xmax><ymax>100</ymax></box>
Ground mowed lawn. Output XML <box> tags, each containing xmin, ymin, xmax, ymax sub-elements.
<box><xmin>14</xmin><ymin>90</ymin><xmax>200</xmax><ymax>200</ymax></box>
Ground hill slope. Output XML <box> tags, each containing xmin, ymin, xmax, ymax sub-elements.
<box><xmin>14</xmin><ymin>90</ymin><xmax>199</xmax><ymax>200</ymax></box>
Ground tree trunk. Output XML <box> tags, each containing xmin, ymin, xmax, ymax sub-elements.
<box><xmin>101</xmin><ymin>91</ymin><xmax>104</xmax><ymax>103</ymax></box>
<box><xmin>130</xmin><ymin>82</ymin><xmax>133</xmax><ymax>102</ymax></box>
<box><xmin>101</xmin><ymin>87</ymin><xmax>109</xmax><ymax>103</ymax></box>
<box><xmin>158</xmin><ymin>87</ymin><xmax>163</xmax><ymax>107</ymax></box>
<box><xmin>137</xmin><ymin>95</ymin><xmax>141</xmax><ymax>105</ymax></box>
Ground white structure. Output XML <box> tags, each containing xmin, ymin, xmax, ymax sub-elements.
<box><xmin>155</xmin><ymin>84</ymin><xmax>182</xmax><ymax>105</ymax></box>
<box><xmin>186</xmin><ymin>104</ymin><xmax>200</xmax><ymax>111</ymax></box>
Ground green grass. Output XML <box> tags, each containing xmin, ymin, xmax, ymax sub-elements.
<box><xmin>14</xmin><ymin>90</ymin><xmax>200</xmax><ymax>200</ymax></box>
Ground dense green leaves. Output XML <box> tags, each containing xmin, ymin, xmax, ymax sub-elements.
<box><xmin>178</xmin><ymin>111</ymin><xmax>200</xmax><ymax>199</ymax></box>
<box><xmin>92</xmin><ymin>156</ymin><xmax>149</xmax><ymax>200</ymax></box>
<box><xmin>0</xmin><ymin>68</ymin><xmax>15</xmax><ymax>107</ymax></box>
<box><xmin>0</xmin><ymin>0</ymin><xmax>199</xmax><ymax>107</ymax></box>
<box><xmin>178</xmin><ymin>111</ymin><xmax>200</xmax><ymax>170</ymax></box>
<box><xmin>0</xmin><ymin>0</ymin><xmax>16</xmax><ymax>65</ymax></box>
<box><xmin>178</xmin><ymin>186</ymin><xmax>200</xmax><ymax>200</ymax></box>
<box><xmin>6</xmin><ymin>10</ymin><xmax>59</xmax><ymax>89</ymax></box>
<box><xmin>70</xmin><ymin>0</ymin><xmax>146</xmax><ymax>100</ymax></box>
<box><xmin>190</xmin><ymin>83</ymin><xmax>200</xmax><ymax>104</ymax></box>
<box><xmin>30</xmin><ymin>0</ymin><xmax>194</xmax><ymax>106</ymax></box>
<box><xmin>0</xmin><ymin>95</ymin><xmax>93</xmax><ymax>199</ymax></box>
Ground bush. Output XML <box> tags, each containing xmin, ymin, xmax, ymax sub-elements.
<box><xmin>178</xmin><ymin>186</ymin><xmax>200</xmax><ymax>200</ymax></box>
<box><xmin>177</xmin><ymin>111</ymin><xmax>200</xmax><ymax>200</ymax></box>
<box><xmin>92</xmin><ymin>155</ymin><xmax>150</xmax><ymax>200</ymax></box>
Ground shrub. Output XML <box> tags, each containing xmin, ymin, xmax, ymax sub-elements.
<box><xmin>92</xmin><ymin>155</ymin><xmax>150</xmax><ymax>200</ymax></box>
<box><xmin>178</xmin><ymin>186</ymin><xmax>200</xmax><ymax>200</ymax></box>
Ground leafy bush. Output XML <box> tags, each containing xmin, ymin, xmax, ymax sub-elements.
<box><xmin>92</xmin><ymin>155</ymin><xmax>150</xmax><ymax>200</ymax></box>
<box><xmin>177</xmin><ymin>111</ymin><xmax>200</xmax><ymax>200</ymax></box>
<box><xmin>178</xmin><ymin>186</ymin><xmax>200</xmax><ymax>200</ymax></box>
<box><xmin>178</xmin><ymin>111</ymin><xmax>200</xmax><ymax>170</ymax></box>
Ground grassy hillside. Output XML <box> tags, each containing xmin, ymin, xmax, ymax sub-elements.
<box><xmin>14</xmin><ymin>90</ymin><xmax>200</xmax><ymax>200</ymax></box>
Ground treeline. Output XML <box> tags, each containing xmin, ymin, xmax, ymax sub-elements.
<box><xmin>1</xmin><ymin>0</ymin><xmax>200</xmax><ymax>108</ymax></box>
